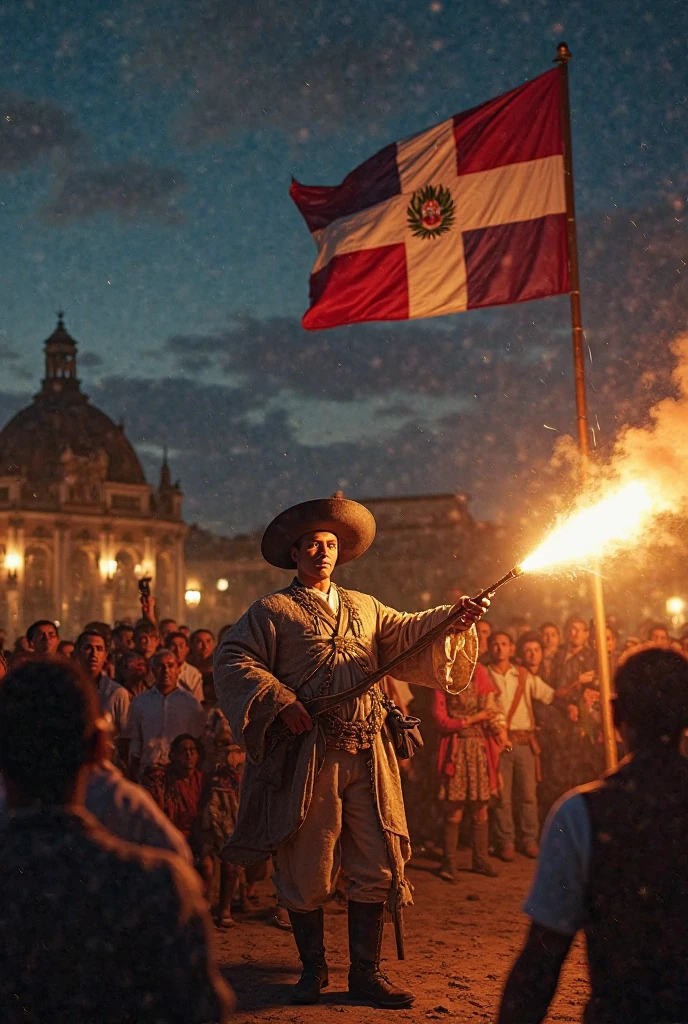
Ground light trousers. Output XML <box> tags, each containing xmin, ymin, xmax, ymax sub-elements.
<box><xmin>273</xmin><ymin>747</ymin><xmax>393</xmax><ymax>913</ymax></box>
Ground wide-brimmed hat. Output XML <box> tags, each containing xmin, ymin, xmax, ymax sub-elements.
<box><xmin>261</xmin><ymin>497</ymin><xmax>376</xmax><ymax>570</ymax></box>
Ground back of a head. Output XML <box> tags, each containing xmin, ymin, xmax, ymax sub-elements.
<box><xmin>0</xmin><ymin>658</ymin><xmax>99</xmax><ymax>804</ymax></box>
<box><xmin>614</xmin><ymin>647</ymin><xmax>688</xmax><ymax>748</ymax></box>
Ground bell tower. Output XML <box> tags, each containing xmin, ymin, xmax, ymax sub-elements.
<box><xmin>42</xmin><ymin>311</ymin><xmax>80</xmax><ymax>395</ymax></box>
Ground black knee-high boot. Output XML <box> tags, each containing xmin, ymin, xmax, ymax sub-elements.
<box><xmin>347</xmin><ymin>901</ymin><xmax>414</xmax><ymax>1009</ymax></box>
<box><xmin>288</xmin><ymin>908</ymin><xmax>328</xmax><ymax>1005</ymax></box>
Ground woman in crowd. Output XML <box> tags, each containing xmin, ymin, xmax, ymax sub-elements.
<box><xmin>433</xmin><ymin>662</ymin><xmax>507</xmax><ymax>883</ymax></box>
<box><xmin>141</xmin><ymin>733</ymin><xmax>205</xmax><ymax>853</ymax></box>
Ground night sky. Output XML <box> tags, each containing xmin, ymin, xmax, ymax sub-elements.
<box><xmin>0</xmin><ymin>0</ymin><xmax>685</xmax><ymax>538</ymax></box>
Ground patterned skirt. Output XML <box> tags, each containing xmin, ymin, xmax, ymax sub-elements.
<box><xmin>438</xmin><ymin>735</ymin><xmax>491</xmax><ymax>803</ymax></box>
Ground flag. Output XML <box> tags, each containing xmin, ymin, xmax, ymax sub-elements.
<box><xmin>290</xmin><ymin>68</ymin><xmax>569</xmax><ymax>330</ymax></box>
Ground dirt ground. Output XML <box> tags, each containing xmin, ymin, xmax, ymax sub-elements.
<box><xmin>214</xmin><ymin>846</ymin><xmax>588</xmax><ymax>1022</ymax></box>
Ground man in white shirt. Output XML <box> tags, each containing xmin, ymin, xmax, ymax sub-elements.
<box><xmin>487</xmin><ymin>631</ymin><xmax>554</xmax><ymax>860</ymax></box>
<box><xmin>75</xmin><ymin>630</ymin><xmax>130</xmax><ymax>763</ymax></box>
<box><xmin>127</xmin><ymin>648</ymin><xmax>207</xmax><ymax>781</ymax></box>
<box><xmin>167</xmin><ymin>632</ymin><xmax>204</xmax><ymax>703</ymax></box>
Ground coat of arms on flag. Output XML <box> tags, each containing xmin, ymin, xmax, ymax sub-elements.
<box><xmin>290</xmin><ymin>69</ymin><xmax>569</xmax><ymax>330</ymax></box>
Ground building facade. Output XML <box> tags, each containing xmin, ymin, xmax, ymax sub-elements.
<box><xmin>0</xmin><ymin>316</ymin><xmax>186</xmax><ymax>637</ymax></box>
<box><xmin>184</xmin><ymin>492</ymin><xmax>506</xmax><ymax>633</ymax></box>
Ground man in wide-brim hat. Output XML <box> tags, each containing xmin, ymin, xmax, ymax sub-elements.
<box><xmin>214</xmin><ymin>496</ymin><xmax>488</xmax><ymax>1009</ymax></box>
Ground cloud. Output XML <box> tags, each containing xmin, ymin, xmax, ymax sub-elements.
<box><xmin>0</xmin><ymin>93</ymin><xmax>82</xmax><ymax>172</ymax></box>
<box><xmin>0</xmin><ymin>342</ymin><xmax>23</xmax><ymax>362</ymax></box>
<box><xmin>78</xmin><ymin>352</ymin><xmax>104</xmax><ymax>369</ymax></box>
<box><xmin>41</xmin><ymin>161</ymin><xmax>186</xmax><ymax>225</ymax></box>
<box><xmin>133</xmin><ymin>0</ymin><xmax>434</xmax><ymax>144</ymax></box>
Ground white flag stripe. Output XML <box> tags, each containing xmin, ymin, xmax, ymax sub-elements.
<box><xmin>311</xmin><ymin>195</ymin><xmax>407</xmax><ymax>275</ymax></box>
<box><xmin>311</xmin><ymin>154</ymin><xmax>564</xmax><ymax>278</ymax></box>
<box><xmin>456</xmin><ymin>156</ymin><xmax>566</xmax><ymax>231</ymax></box>
<box><xmin>396</xmin><ymin>119</ymin><xmax>456</xmax><ymax>195</ymax></box>
<box><xmin>406</xmin><ymin>226</ymin><xmax>467</xmax><ymax>318</ymax></box>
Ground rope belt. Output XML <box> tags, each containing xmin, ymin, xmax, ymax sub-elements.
<box><xmin>320</xmin><ymin>686</ymin><xmax>386</xmax><ymax>752</ymax></box>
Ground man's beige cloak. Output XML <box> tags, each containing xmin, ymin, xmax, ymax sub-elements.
<box><xmin>214</xmin><ymin>580</ymin><xmax>478</xmax><ymax>902</ymax></box>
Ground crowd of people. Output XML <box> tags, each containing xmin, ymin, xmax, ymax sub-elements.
<box><xmin>1</xmin><ymin>602</ymin><xmax>684</xmax><ymax>892</ymax></box>
<box><xmin>0</xmin><ymin>592</ymin><xmax>686</xmax><ymax>1020</ymax></box>
<box><xmin>380</xmin><ymin>609</ymin><xmax>688</xmax><ymax>881</ymax></box>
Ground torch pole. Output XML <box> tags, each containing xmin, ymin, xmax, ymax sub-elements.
<box><xmin>555</xmin><ymin>43</ymin><xmax>617</xmax><ymax>770</ymax></box>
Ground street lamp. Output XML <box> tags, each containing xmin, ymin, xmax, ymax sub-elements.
<box><xmin>666</xmin><ymin>596</ymin><xmax>686</xmax><ymax>629</ymax></box>
<box><xmin>99</xmin><ymin>558</ymin><xmax>118</xmax><ymax>582</ymax></box>
<box><xmin>185</xmin><ymin>589</ymin><xmax>201</xmax><ymax>608</ymax></box>
<box><xmin>4</xmin><ymin>552</ymin><xmax>22</xmax><ymax>587</ymax></box>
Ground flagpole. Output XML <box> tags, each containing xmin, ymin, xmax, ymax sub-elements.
<box><xmin>555</xmin><ymin>42</ymin><xmax>618</xmax><ymax>771</ymax></box>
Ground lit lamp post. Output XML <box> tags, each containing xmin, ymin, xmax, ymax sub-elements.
<box><xmin>4</xmin><ymin>552</ymin><xmax>22</xmax><ymax>635</ymax></box>
<box><xmin>185</xmin><ymin>584</ymin><xmax>202</xmax><ymax>625</ymax></box>
<box><xmin>666</xmin><ymin>596</ymin><xmax>686</xmax><ymax>632</ymax></box>
<box><xmin>99</xmin><ymin>558</ymin><xmax>118</xmax><ymax>625</ymax></box>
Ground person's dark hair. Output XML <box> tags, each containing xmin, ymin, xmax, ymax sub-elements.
<box><xmin>647</xmin><ymin>621</ymin><xmax>670</xmax><ymax>636</ymax></box>
<box><xmin>489</xmin><ymin>630</ymin><xmax>512</xmax><ymax>645</ymax></box>
<box><xmin>538</xmin><ymin>621</ymin><xmax>560</xmax><ymax>635</ymax></box>
<box><xmin>83</xmin><ymin>621</ymin><xmax>112</xmax><ymax>642</ymax></box>
<box><xmin>515</xmin><ymin>631</ymin><xmax>544</xmax><ymax>661</ymax></box>
<box><xmin>614</xmin><ymin>647</ymin><xmax>688</xmax><ymax>747</ymax></box>
<box><xmin>75</xmin><ymin>630</ymin><xmax>108</xmax><ymax>650</ymax></box>
<box><xmin>133</xmin><ymin>621</ymin><xmax>158</xmax><ymax>638</ymax></box>
<box><xmin>0</xmin><ymin>658</ymin><xmax>99</xmax><ymax>802</ymax></box>
<box><xmin>113</xmin><ymin>624</ymin><xmax>134</xmax><ymax>638</ymax></box>
<box><xmin>218</xmin><ymin>623</ymin><xmax>234</xmax><ymax>642</ymax></box>
<box><xmin>169</xmin><ymin>733</ymin><xmax>202</xmax><ymax>759</ymax></box>
<box><xmin>26</xmin><ymin>620</ymin><xmax>59</xmax><ymax>644</ymax></box>
<box><xmin>166</xmin><ymin>631</ymin><xmax>188</xmax><ymax>646</ymax></box>
<box><xmin>190</xmin><ymin>628</ymin><xmax>215</xmax><ymax>643</ymax></box>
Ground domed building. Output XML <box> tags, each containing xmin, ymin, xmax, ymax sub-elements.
<box><xmin>0</xmin><ymin>315</ymin><xmax>186</xmax><ymax>635</ymax></box>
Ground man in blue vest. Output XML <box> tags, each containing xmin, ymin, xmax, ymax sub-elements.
<box><xmin>497</xmin><ymin>645</ymin><xmax>688</xmax><ymax>1024</ymax></box>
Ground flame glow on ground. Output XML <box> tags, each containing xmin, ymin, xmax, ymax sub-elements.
<box><xmin>519</xmin><ymin>481</ymin><xmax>659</xmax><ymax>574</ymax></box>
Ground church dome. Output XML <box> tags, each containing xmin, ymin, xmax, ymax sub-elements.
<box><xmin>0</xmin><ymin>315</ymin><xmax>146</xmax><ymax>506</ymax></box>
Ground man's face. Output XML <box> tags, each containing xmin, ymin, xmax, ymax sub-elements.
<box><xmin>291</xmin><ymin>530</ymin><xmax>338</xmax><ymax>582</ymax></box>
<box><xmin>113</xmin><ymin>628</ymin><xmax>134</xmax><ymax>652</ymax></box>
<box><xmin>541</xmin><ymin>625</ymin><xmax>560</xmax><ymax>652</ymax></box>
<box><xmin>605</xmin><ymin>628</ymin><xmax>617</xmax><ymax>654</ymax></box>
<box><xmin>191</xmin><ymin>630</ymin><xmax>215</xmax><ymax>661</ymax></box>
<box><xmin>169</xmin><ymin>635</ymin><xmax>189</xmax><ymax>665</ymax></box>
<box><xmin>521</xmin><ymin>640</ymin><xmax>543</xmax><ymax>673</ymax></box>
<box><xmin>567</xmin><ymin>619</ymin><xmax>589</xmax><ymax>648</ymax></box>
<box><xmin>135</xmin><ymin>630</ymin><xmax>160</xmax><ymax>658</ymax></box>
<box><xmin>77</xmin><ymin>634</ymin><xmax>107</xmax><ymax>678</ymax></box>
<box><xmin>153</xmin><ymin>652</ymin><xmax>180</xmax><ymax>694</ymax></box>
<box><xmin>476</xmin><ymin>621</ymin><xmax>492</xmax><ymax>651</ymax></box>
<box><xmin>31</xmin><ymin>624</ymin><xmax>59</xmax><ymax>656</ymax></box>
<box><xmin>126</xmin><ymin>654</ymin><xmax>149</xmax><ymax>682</ymax></box>
<box><xmin>160</xmin><ymin>620</ymin><xmax>178</xmax><ymax>642</ymax></box>
<box><xmin>179</xmin><ymin>625</ymin><xmax>190</xmax><ymax>639</ymax></box>
<box><xmin>649</xmin><ymin>626</ymin><xmax>670</xmax><ymax>647</ymax></box>
<box><xmin>170</xmin><ymin>738</ymin><xmax>198</xmax><ymax>773</ymax></box>
<box><xmin>489</xmin><ymin>634</ymin><xmax>512</xmax><ymax>664</ymax></box>
<box><xmin>58</xmin><ymin>640</ymin><xmax>75</xmax><ymax>659</ymax></box>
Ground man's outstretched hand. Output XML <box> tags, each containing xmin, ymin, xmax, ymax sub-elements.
<box><xmin>449</xmin><ymin>595</ymin><xmax>491</xmax><ymax>631</ymax></box>
<box><xmin>279</xmin><ymin>700</ymin><xmax>314</xmax><ymax>735</ymax></box>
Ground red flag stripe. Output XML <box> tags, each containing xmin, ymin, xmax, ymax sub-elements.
<box><xmin>464</xmin><ymin>213</ymin><xmax>569</xmax><ymax>309</ymax></box>
<box><xmin>453</xmin><ymin>68</ymin><xmax>563</xmax><ymax>175</ymax></box>
<box><xmin>303</xmin><ymin>244</ymin><xmax>408</xmax><ymax>330</ymax></box>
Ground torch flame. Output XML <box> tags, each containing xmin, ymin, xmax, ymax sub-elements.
<box><xmin>519</xmin><ymin>480</ymin><xmax>658</xmax><ymax>574</ymax></box>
